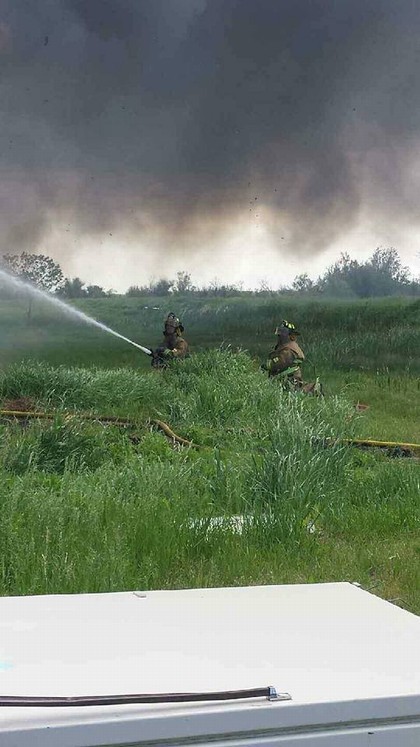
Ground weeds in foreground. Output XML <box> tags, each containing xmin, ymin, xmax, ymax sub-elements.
<box><xmin>0</xmin><ymin>350</ymin><xmax>418</xmax><ymax>612</ymax></box>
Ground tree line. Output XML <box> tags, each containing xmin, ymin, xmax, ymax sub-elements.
<box><xmin>0</xmin><ymin>248</ymin><xmax>419</xmax><ymax>300</ymax></box>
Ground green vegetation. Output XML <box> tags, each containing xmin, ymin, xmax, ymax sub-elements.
<box><xmin>0</xmin><ymin>295</ymin><xmax>418</xmax><ymax>612</ymax></box>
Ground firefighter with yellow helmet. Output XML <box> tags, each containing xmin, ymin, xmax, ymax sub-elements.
<box><xmin>265</xmin><ymin>320</ymin><xmax>305</xmax><ymax>387</ymax></box>
<box><xmin>151</xmin><ymin>312</ymin><xmax>189</xmax><ymax>368</ymax></box>
<box><xmin>264</xmin><ymin>320</ymin><xmax>323</xmax><ymax>394</ymax></box>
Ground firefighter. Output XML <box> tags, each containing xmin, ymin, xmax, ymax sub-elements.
<box><xmin>151</xmin><ymin>312</ymin><xmax>189</xmax><ymax>368</ymax></box>
<box><xmin>264</xmin><ymin>321</ymin><xmax>323</xmax><ymax>395</ymax></box>
<box><xmin>265</xmin><ymin>320</ymin><xmax>305</xmax><ymax>388</ymax></box>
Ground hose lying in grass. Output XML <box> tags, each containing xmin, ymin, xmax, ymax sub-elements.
<box><xmin>151</xmin><ymin>419</ymin><xmax>201</xmax><ymax>449</ymax></box>
<box><xmin>0</xmin><ymin>409</ymin><xmax>200</xmax><ymax>450</ymax></box>
<box><xmin>323</xmin><ymin>437</ymin><xmax>420</xmax><ymax>458</ymax></box>
<box><xmin>0</xmin><ymin>410</ymin><xmax>419</xmax><ymax>457</ymax></box>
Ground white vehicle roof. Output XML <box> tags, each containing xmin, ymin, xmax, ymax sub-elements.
<box><xmin>0</xmin><ymin>582</ymin><xmax>419</xmax><ymax>745</ymax></box>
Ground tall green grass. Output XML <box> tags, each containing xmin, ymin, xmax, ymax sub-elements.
<box><xmin>0</xmin><ymin>351</ymin><xmax>418</xmax><ymax>611</ymax></box>
<box><xmin>0</xmin><ymin>296</ymin><xmax>419</xmax><ymax>610</ymax></box>
<box><xmin>1</xmin><ymin>295</ymin><xmax>419</xmax><ymax>373</ymax></box>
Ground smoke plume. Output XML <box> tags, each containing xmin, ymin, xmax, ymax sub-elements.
<box><xmin>1</xmin><ymin>1</ymin><xmax>420</xmax><ymax>286</ymax></box>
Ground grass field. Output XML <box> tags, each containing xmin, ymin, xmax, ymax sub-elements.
<box><xmin>0</xmin><ymin>294</ymin><xmax>419</xmax><ymax>612</ymax></box>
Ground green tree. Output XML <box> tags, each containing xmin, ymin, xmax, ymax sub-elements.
<box><xmin>126</xmin><ymin>285</ymin><xmax>146</xmax><ymax>297</ymax></box>
<box><xmin>318</xmin><ymin>249</ymin><xmax>413</xmax><ymax>298</ymax></box>
<box><xmin>86</xmin><ymin>284</ymin><xmax>107</xmax><ymax>298</ymax></box>
<box><xmin>174</xmin><ymin>271</ymin><xmax>194</xmax><ymax>293</ymax></box>
<box><xmin>61</xmin><ymin>277</ymin><xmax>87</xmax><ymax>298</ymax></box>
<box><xmin>1</xmin><ymin>252</ymin><xmax>64</xmax><ymax>318</ymax></box>
<box><xmin>2</xmin><ymin>252</ymin><xmax>64</xmax><ymax>291</ymax></box>
<box><xmin>292</xmin><ymin>273</ymin><xmax>314</xmax><ymax>292</ymax></box>
<box><xmin>369</xmin><ymin>248</ymin><xmax>409</xmax><ymax>287</ymax></box>
<box><xmin>149</xmin><ymin>278</ymin><xmax>173</xmax><ymax>295</ymax></box>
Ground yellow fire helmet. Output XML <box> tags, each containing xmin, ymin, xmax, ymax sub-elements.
<box><xmin>275</xmin><ymin>320</ymin><xmax>300</xmax><ymax>335</ymax></box>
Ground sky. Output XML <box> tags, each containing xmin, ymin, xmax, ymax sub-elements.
<box><xmin>1</xmin><ymin>0</ymin><xmax>420</xmax><ymax>291</ymax></box>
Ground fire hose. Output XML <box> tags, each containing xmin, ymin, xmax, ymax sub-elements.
<box><xmin>0</xmin><ymin>410</ymin><xmax>419</xmax><ymax>457</ymax></box>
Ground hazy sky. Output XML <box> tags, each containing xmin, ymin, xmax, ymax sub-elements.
<box><xmin>1</xmin><ymin>1</ymin><xmax>420</xmax><ymax>290</ymax></box>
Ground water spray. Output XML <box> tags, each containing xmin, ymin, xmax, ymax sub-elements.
<box><xmin>0</xmin><ymin>268</ymin><xmax>152</xmax><ymax>356</ymax></box>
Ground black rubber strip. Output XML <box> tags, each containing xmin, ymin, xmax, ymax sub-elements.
<box><xmin>0</xmin><ymin>686</ymin><xmax>274</xmax><ymax>707</ymax></box>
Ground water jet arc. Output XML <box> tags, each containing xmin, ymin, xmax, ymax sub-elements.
<box><xmin>0</xmin><ymin>268</ymin><xmax>152</xmax><ymax>356</ymax></box>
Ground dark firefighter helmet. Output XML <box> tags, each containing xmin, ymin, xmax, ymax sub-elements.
<box><xmin>275</xmin><ymin>319</ymin><xmax>300</xmax><ymax>336</ymax></box>
<box><xmin>164</xmin><ymin>312</ymin><xmax>184</xmax><ymax>334</ymax></box>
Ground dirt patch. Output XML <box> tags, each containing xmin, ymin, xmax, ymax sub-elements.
<box><xmin>354</xmin><ymin>402</ymin><xmax>369</xmax><ymax>412</ymax></box>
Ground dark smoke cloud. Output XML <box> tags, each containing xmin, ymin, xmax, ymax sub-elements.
<box><xmin>1</xmin><ymin>1</ymin><xmax>420</xmax><ymax>275</ymax></box>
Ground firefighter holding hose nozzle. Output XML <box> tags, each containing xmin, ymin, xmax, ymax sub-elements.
<box><xmin>151</xmin><ymin>312</ymin><xmax>189</xmax><ymax>368</ymax></box>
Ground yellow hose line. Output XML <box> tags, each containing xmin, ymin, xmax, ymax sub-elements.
<box><xmin>0</xmin><ymin>410</ymin><xmax>419</xmax><ymax>454</ymax></box>
<box><xmin>350</xmin><ymin>438</ymin><xmax>420</xmax><ymax>449</ymax></box>
<box><xmin>0</xmin><ymin>410</ymin><xmax>199</xmax><ymax>449</ymax></box>
<box><xmin>329</xmin><ymin>437</ymin><xmax>420</xmax><ymax>453</ymax></box>
<box><xmin>152</xmin><ymin>419</ymin><xmax>201</xmax><ymax>449</ymax></box>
